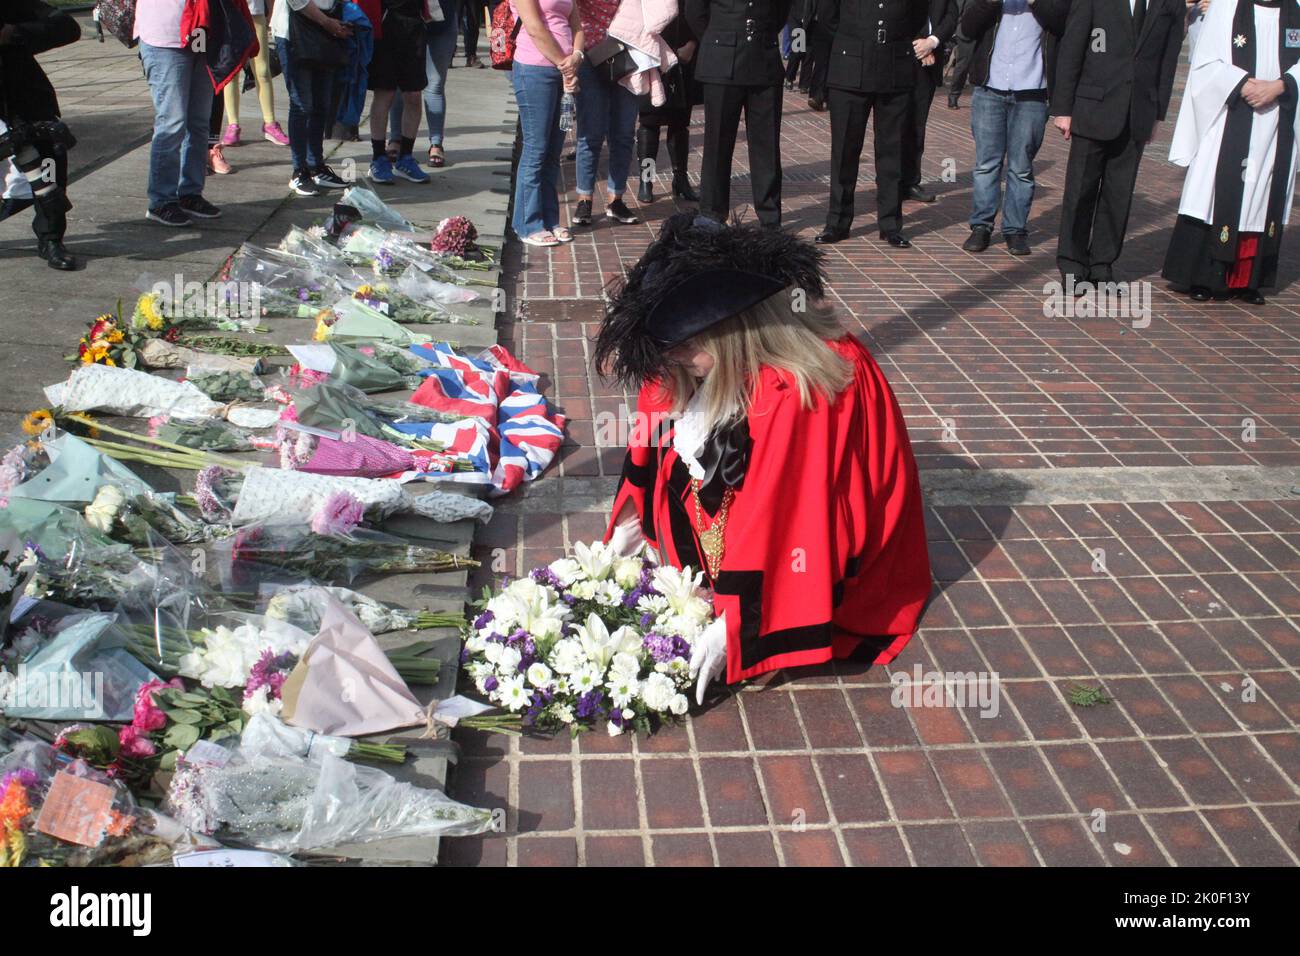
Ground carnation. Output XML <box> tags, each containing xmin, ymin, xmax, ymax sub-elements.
<box><xmin>640</xmin><ymin>672</ymin><xmax>677</xmax><ymax>713</ymax></box>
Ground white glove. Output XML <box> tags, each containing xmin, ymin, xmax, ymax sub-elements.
<box><xmin>688</xmin><ymin>611</ymin><xmax>728</xmax><ymax>706</ymax></box>
<box><xmin>609</xmin><ymin>512</ymin><xmax>659</xmax><ymax>563</ymax></box>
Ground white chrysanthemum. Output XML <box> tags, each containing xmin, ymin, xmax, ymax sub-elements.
<box><xmin>550</xmin><ymin>702</ymin><xmax>575</xmax><ymax>725</ymax></box>
<box><xmin>669</xmin><ymin>694</ymin><xmax>689</xmax><ymax>716</ymax></box>
<box><xmin>572</xmin><ymin>540</ymin><xmax>616</xmax><ymax>581</ymax></box>
<box><xmin>609</xmin><ymin>651</ymin><xmax>642</xmax><ymax>681</ymax></box>
<box><xmin>497</xmin><ymin>646</ymin><xmax>522</xmax><ymax>674</ymax></box>
<box><xmin>241</xmin><ymin>684</ymin><xmax>283</xmax><ymax>717</ymax></box>
<box><xmin>613</xmin><ymin>557</ymin><xmax>642</xmax><ymax>590</ymax></box>
<box><xmin>464</xmin><ymin>633</ymin><xmax>488</xmax><ymax>654</ymax></box>
<box><xmin>83</xmin><ymin>484</ymin><xmax>127</xmax><ymax>534</ymax></box>
<box><xmin>570</xmin><ymin>613</ymin><xmax>642</xmax><ymax>671</ymax></box>
<box><xmin>548</xmin><ymin>638</ymin><xmax>587</xmax><ymax>675</ymax></box>
<box><xmin>483</xmin><ymin>641</ymin><xmax>504</xmax><ymax>665</ymax></box>
<box><xmin>570</xmin><ymin>666</ymin><xmax>602</xmax><ymax>694</ymax></box>
<box><xmin>606</xmin><ymin>673</ymin><xmax>639</xmax><ymax>708</ymax></box>
<box><xmin>468</xmin><ymin>661</ymin><xmax>495</xmax><ymax>681</ymax></box>
<box><xmin>526</xmin><ymin>662</ymin><xmax>553</xmax><ymax>689</ymax></box>
<box><xmin>658</xmin><ymin>613</ymin><xmax>704</xmax><ymax>641</ymax></box>
<box><xmin>496</xmin><ymin>675</ymin><xmax>532</xmax><ymax>712</ymax></box>
<box><xmin>547</xmin><ymin>557</ymin><xmax>583</xmax><ymax>587</ymax></box>
<box><xmin>640</xmin><ymin>672</ymin><xmax>677</xmax><ymax>712</ymax></box>
<box><xmin>591</xmin><ymin>580</ymin><xmax>625</xmax><ymax>608</ymax></box>
<box><xmin>637</xmin><ymin>594</ymin><xmax>669</xmax><ymax>616</ymax></box>
<box><xmin>569</xmin><ymin>580</ymin><xmax>598</xmax><ymax>601</ymax></box>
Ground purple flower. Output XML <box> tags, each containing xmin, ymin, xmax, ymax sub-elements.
<box><xmin>472</xmin><ymin>609</ymin><xmax>494</xmax><ymax>630</ymax></box>
<box><xmin>530</xmin><ymin>567</ymin><xmax>564</xmax><ymax>590</ymax></box>
<box><xmin>310</xmin><ymin>491</ymin><xmax>365</xmax><ymax>536</ymax></box>
<box><xmin>643</xmin><ymin>632</ymin><xmax>690</xmax><ymax>664</ymax></box>
<box><xmin>575</xmin><ymin>689</ymin><xmax>607</xmax><ymax>720</ymax></box>
<box><xmin>639</xmin><ymin>613</ymin><xmax>653</xmax><ymax>629</ymax></box>
<box><xmin>484</xmin><ymin>675</ymin><xmax>498</xmax><ymax>692</ymax></box>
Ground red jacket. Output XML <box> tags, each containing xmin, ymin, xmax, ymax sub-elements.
<box><xmin>180</xmin><ymin>0</ymin><xmax>259</xmax><ymax>93</ymax></box>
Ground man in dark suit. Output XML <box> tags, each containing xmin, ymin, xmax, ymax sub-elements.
<box><xmin>901</xmin><ymin>0</ymin><xmax>957</xmax><ymax>202</ymax></box>
<box><xmin>687</xmin><ymin>0</ymin><xmax>794</xmax><ymax>228</ymax></box>
<box><xmin>1052</xmin><ymin>0</ymin><xmax>1184</xmax><ymax>286</ymax></box>
<box><xmin>815</xmin><ymin>0</ymin><xmax>930</xmax><ymax>247</ymax></box>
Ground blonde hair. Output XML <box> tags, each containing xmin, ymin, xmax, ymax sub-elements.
<box><xmin>663</xmin><ymin>294</ymin><xmax>852</xmax><ymax>432</ymax></box>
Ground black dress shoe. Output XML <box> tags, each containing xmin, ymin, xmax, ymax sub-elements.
<box><xmin>1189</xmin><ymin>286</ymin><xmax>1212</xmax><ymax>301</ymax></box>
<box><xmin>807</xmin><ymin>97</ymin><xmax>826</xmax><ymax>111</ymax></box>
<box><xmin>1006</xmin><ymin>234</ymin><xmax>1031</xmax><ymax>256</ymax></box>
<box><xmin>904</xmin><ymin>184</ymin><xmax>937</xmax><ymax>203</ymax></box>
<box><xmin>815</xmin><ymin>227</ymin><xmax>849</xmax><ymax>244</ymax></box>
<box><xmin>962</xmin><ymin>226</ymin><xmax>991</xmax><ymax>252</ymax></box>
<box><xmin>881</xmin><ymin>231</ymin><xmax>911</xmax><ymax>248</ymax></box>
<box><xmin>37</xmin><ymin>239</ymin><xmax>77</xmax><ymax>271</ymax></box>
<box><xmin>1237</xmin><ymin>288</ymin><xmax>1266</xmax><ymax>305</ymax></box>
<box><xmin>637</xmin><ymin>178</ymin><xmax>654</xmax><ymax>203</ymax></box>
<box><xmin>947</xmin><ymin>96</ymin><xmax>960</xmax><ymax>109</ymax></box>
<box><xmin>671</xmin><ymin>177</ymin><xmax>699</xmax><ymax>203</ymax></box>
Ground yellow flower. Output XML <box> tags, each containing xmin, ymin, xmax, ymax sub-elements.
<box><xmin>106</xmin><ymin>329</ymin><xmax>124</xmax><ymax>344</ymax></box>
<box><xmin>21</xmin><ymin>409</ymin><xmax>53</xmax><ymax>436</ymax></box>
<box><xmin>135</xmin><ymin>292</ymin><xmax>166</xmax><ymax>331</ymax></box>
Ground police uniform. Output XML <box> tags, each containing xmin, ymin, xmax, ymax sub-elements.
<box><xmin>816</xmin><ymin>0</ymin><xmax>929</xmax><ymax>243</ymax></box>
<box><xmin>686</xmin><ymin>0</ymin><xmax>794</xmax><ymax>227</ymax></box>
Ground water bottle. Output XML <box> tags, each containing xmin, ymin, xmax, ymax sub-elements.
<box><xmin>559</xmin><ymin>92</ymin><xmax>576</xmax><ymax>132</ymax></box>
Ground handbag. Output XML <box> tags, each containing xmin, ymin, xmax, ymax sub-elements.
<box><xmin>94</xmin><ymin>0</ymin><xmax>138</xmax><ymax>49</ymax></box>
<box><xmin>586</xmin><ymin>35</ymin><xmax>638</xmax><ymax>82</ymax></box>
<box><xmin>288</xmin><ymin>4</ymin><xmax>348</xmax><ymax>70</ymax></box>
<box><xmin>489</xmin><ymin>2</ymin><xmax>523</xmax><ymax>69</ymax></box>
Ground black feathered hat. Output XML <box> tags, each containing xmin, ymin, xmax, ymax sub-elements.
<box><xmin>594</xmin><ymin>214</ymin><xmax>828</xmax><ymax>387</ymax></box>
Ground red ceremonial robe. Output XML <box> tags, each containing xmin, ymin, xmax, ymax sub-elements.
<box><xmin>604</xmin><ymin>335</ymin><xmax>932</xmax><ymax>684</ymax></box>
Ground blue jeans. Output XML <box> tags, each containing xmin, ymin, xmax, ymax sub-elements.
<box><xmin>511</xmin><ymin>61</ymin><xmax>564</xmax><ymax>237</ymax></box>
<box><xmin>574</xmin><ymin>58</ymin><xmax>639</xmax><ymax>197</ymax></box>
<box><xmin>389</xmin><ymin>3</ymin><xmax>459</xmax><ymax>148</ymax></box>
<box><xmin>969</xmin><ymin>86</ymin><xmax>1048</xmax><ymax>237</ymax></box>
<box><xmin>277</xmin><ymin>37</ymin><xmax>335</xmax><ymax>172</ymax></box>
<box><xmin>139</xmin><ymin>43</ymin><xmax>212</xmax><ymax>210</ymax></box>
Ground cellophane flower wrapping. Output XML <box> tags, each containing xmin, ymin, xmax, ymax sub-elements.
<box><xmin>263</xmin><ymin>583</ymin><xmax>419</xmax><ymax>635</ymax></box>
<box><xmin>163</xmin><ymin>716</ymin><xmax>493</xmax><ymax>850</ymax></box>
<box><xmin>0</xmin><ymin>736</ymin><xmax>214</xmax><ymax>866</ymax></box>
<box><xmin>463</xmin><ymin>541</ymin><xmax>715</xmax><ymax>736</ymax></box>
<box><xmin>339</xmin><ymin>185</ymin><xmax>415</xmax><ymax>233</ymax></box>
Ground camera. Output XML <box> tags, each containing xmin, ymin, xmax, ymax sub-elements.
<box><xmin>0</xmin><ymin>118</ymin><xmax>76</xmax><ymax>198</ymax></box>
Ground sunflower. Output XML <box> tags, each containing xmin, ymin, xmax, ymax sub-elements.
<box><xmin>21</xmin><ymin>409</ymin><xmax>53</xmax><ymax>436</ymax></box>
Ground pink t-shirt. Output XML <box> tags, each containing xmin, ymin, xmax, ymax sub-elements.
<box><xmin>134</xmin><ymin>0</ymin><xmax>186</xmax><ymax>48</ymax></box>
<box><xmin>512</xmin><ymin>0</ymin><xmax>574</xmax><ymax>68</ymax></box>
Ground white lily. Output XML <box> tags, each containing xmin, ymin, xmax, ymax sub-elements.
<box><xmin>572</xmin><ymin>540</ymin><xmax>616</xmax><ymax>582</ymax></box>
<box><xmin>652</xmin><ymin>565</ymin><xmax>709</xmax><ymax>617</ymax></box>
<box><xmin>570</xmin><ymin>612</ymin><xmax>642</xmax><ymax>671</ymax></box>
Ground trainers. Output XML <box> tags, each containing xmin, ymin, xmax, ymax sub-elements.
<box><xmin>262</xmin><ymin>121</ymin><xmax>290</xmax><ymax>146</ymax></box>
<box><xmin>145</xmin><ymin>203</ymin><xmax>192</xmax><ymax>227</ymax></box>
<box><xmin>605</xmin><ymin>197</ymin><xmax>640</xmax><ymax>224</ymax></box>
<box><xmin>178</xmin><ymin>194</ymin><xmax>222</xmax><ymax>218</ymax></box>
<box><xmin>572</xmin><ymin>198</ymin><xmax>592</xmax><ymax>225</ymax></box>
<box><xmin>289</xmin><ymin>169</ymin><xmax>323</xmax><ymax>196</ymax></box>
<box><xmin>369</xmin><ymin>156</ymin><xmax>395</xmax><ymax>184</ymax></box>
<box><xmin>393</xmin><ymin>154</ymin><xmax>430</xmax><ymax>183</ymax></box>
<box><xmin>312</xmin><ymin>164</ymin><xmax>348</xmax><ymax>189</ymax></box>
<box><xmin>208</xmin><ymin>145</ymin><xmax>232</xmax><ymax>175</ymax></box>
<box><xmin>220</xmin><ymin>123</ymin><xmax>241</xmax><ymax>147</ymax></box>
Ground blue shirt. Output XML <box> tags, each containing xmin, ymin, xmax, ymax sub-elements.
<box><xmin>987</xmin><ymin>0</ymin><xmax>1045</xmax><ymax>92</ymax></box>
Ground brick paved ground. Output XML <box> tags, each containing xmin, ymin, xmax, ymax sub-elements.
<box><xmin>443</xmin><ymin>58</ymin><xmax>1300</xmax><ymax>866</ymax></box>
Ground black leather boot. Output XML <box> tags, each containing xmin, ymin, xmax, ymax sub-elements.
<box><xmin>37</xmin><ymin>239</ymin><xmax>77</xmax><ymax>271</ymax></box>
<box><xmin>636</xmin><ymin>126</ymin><xmax>658</xmax><ymax>204</ymax></box>
<box><xmin>667</xmin><ymin>124</ymin><xmax>698</xmax><ymax>203</ymax></box>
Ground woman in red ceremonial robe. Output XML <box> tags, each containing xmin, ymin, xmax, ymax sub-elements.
<box><xmin>595</xmin><ymin>214</ymin><xmax>931</xmax><ymax>702</ymax></box>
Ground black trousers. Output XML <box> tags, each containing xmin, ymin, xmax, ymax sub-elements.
<box><xmin>901</xmin><ymin>64</ymin><xmax>939</xmax><ymax>189</ymax></box>
<box><xmin>700</xmin><ymin>81</ymin><xmax>783</xmax><ymax>227</ymax></box>
<box><xmin>826</xmin><ymin>86</ymin><xmax>909</xmax><ymax>235</ymax></box>
<box><xmin>1056</xmin><ymin>124</ymin><xmax>1145</xmax><ymax>283</ymax></box>
<box><xmin>638</xmin><ymin>113</ymin><xmax>692</xmax><ymax>183</ymax></box>
<box><xmin>807</xmin><ymin>23</ymin><xmax>831</xmax><ymax>100</ymax></box>
<box><xmin>947</xmin><ymin>37</ymin><xmax>974</xmax><ymax>97</ymax></box>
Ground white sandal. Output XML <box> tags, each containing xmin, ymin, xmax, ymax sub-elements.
<box><xmin>552</xmin><ymin>227</ymin><xmax>574</xmax><ymax>243</ymax></box>
<box><xmin>521</xmin><ymin>230</ymin><xmax>560</xmax><ymax>247</ymax></box>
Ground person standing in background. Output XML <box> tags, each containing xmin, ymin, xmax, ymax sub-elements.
<box><xmin>636</xmin><ymin>10</ymin><xmax>701</xmax><ymax>206</ymax></box>
<box><xmin>570</xmin><ymin>0</ymin><xmax>641</xmax><ymax>228</ymax></box>
<box><xmin>816</xmin><ymin>0</ymin><xmax>928</xmax><ymax>248</ymax></box>
<box><xmin>135</xmin><ymin>0</ymin><xmax>222</xmax><ymax>225</ymax></box>
<box><xmin>388</xmin><ymin>0</ymin><xmax>459</xmax><ymax>167</ymax></box>
<box><xmin>220</xmin><ymin>0</ymin><xmax>292</xmax><ymax>148</ymax></box>
<box><xmin>687</xmin><ymin>0</ymin><xmax>792</xmax><ymax>229</ymax></box>
<box><xmin>1052</xmin><ymin>0</ymin><xmax>1183</xmax><ymax>288</ymax></box>
<box><xmin>460</xmin><ymin>0</ymin><xmax>488</xmax><ymax>65</ymax></box>
<box><xmin>945</xmin><ymin>0</ymin><xmax>975</xmax><ymax>107</ymax></box>
<box><xmin>367</xmin><ymin>0</ymin><xmax>433</xmax><ymax>185</ymax></box>
<box><xmin>958</xmin><ymin>0</ymin><xmax>1069</xmax><ymax>256</ymax></box>
<box><xmin>511</xmin><ymin>0</ymin><xmax>583</xmax><ymax>246</ymax></box>
<box><xmin>901</xmin><ymin>0</ymin><xmax>956</xmax><ymax>202</ymax></box>
<box><xmin>271</xmin><ymin>0</ymin><xmax>353</xmax><ymax>197</ymax></box>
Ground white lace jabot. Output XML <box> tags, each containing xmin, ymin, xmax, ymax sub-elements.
<box><xmin>672</xmin><ymin>389</ymin><xmax>710</xmax><ymax>482</ymax></box>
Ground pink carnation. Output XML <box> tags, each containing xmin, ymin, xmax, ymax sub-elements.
<box><xmin>310</xmin><ymin>491</ymin><xmax>365</xmax><ymax>536</ymax></box>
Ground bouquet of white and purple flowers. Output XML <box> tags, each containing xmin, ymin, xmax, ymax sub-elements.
<box><xmin>462</xmin><ymin>542</ymin><xmax>714</xmax><ymax>737</ymax></box>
